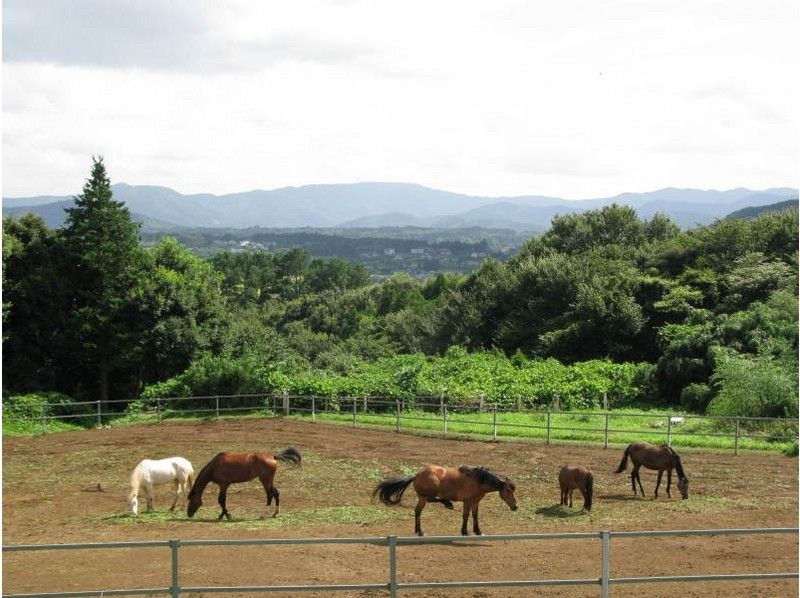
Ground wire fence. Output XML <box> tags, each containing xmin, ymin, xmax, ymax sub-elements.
<box><xmin>3</xmin><ymin>528</ymin><xmax>797</xmax><ymax>597</ymax></box>
<box><xmin>3</xmin><ymin>393</ymin><xmax>797</xmax><ymax>454</ymax></box>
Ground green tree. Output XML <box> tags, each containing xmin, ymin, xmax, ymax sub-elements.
<box><xmin>61</xmin><ymin>157</ymin><xmax>148</xmax><ymax>406</ymax></box>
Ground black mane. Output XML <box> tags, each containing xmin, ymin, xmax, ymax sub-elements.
<box><xmin>458</xmin><ymin>465</ymin><xmax>507</xmax><ymax>490</ymax></box>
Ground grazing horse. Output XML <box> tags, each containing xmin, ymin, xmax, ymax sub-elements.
<box><xmin>615</xmin><ymin>442</ymin><xmax>689</xmax><ymax>499</ymax></box>
<box><xmin>558</xmin><ymin>464</ymin><xmax>593</xmax><ymax>511</ymax></box>
<box><xmin>128</xmin><ymin>456</ymin><xmax>195</xmax><ymax>515</ymax></box>
<box><xmin>187</xmin><ymin>448</ymin><xmax>302</xmax><ymax>520</ymax></box>
<box><xmin>373</xmin><ymin>464</ymin><xmax>518</xmax><ymax>536</ymax></box>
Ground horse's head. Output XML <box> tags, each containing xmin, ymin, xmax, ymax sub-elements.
<box><xmin>500</xmin><ymin>479</ymin><xmax>518</xmax><ymax>511</ymax></box>
<box><xmin>677</xmin><ymin>477</ymin><xmax>689</xmax><ymax>500</ymax></box>
<box><xmin>187</xmin><ymin>492</ymin><xmax>202</xmax><ymax>517</ymax></box>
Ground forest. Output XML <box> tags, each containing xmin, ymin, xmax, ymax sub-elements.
<box><xmin>3</xmin><ymin>158</ymin><xmax>798</xmax><ymax>420</ymax></box>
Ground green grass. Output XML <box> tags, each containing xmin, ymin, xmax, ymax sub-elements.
<box><xmin>4</xmin><ymin>404</ymin><xmax>796</xmax><ymax>454</ymax></box>
<box><xmin>289</xmin><ymin>407</ymin><xmax>797</xmax><ymax>452</ymax></box>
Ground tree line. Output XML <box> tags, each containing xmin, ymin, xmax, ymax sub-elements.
<box><xmin>3</xmin><ymin>159</ymin><xmax>798</xmax><ymax>418</ymax></box>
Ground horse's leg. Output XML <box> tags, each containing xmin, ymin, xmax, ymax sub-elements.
<box><xmin>169</xmin><ymin>480</ymin><xmax>180</xmax><ymax>511</ymax></box>
<box><xmin>654</xmin><ymin>469</ymin><xmax>663</xmax><ymax>498</ymax></box>
<box><xmin>471</xmin><ymin>499</ymin><xmax>482</xmax><ymax>536</ymax></box>
<box><xmin>633</xmin><ymin>466</ymin><xmax>645</xmax><ymax>496</ymax></box>
<box><xmin>666</xmin><ymin>468</ymin><xmax>672</xmax><ymax>498</ymax></box>
<box><xmin>145</xmin><ymin>483</ymin><xmax>155</xmax><ymax>512</ymax></box>
<box><xmin>217</xmin><ymin>484</ymin><xmax>230</xmax><ymax>520</ymax></box>
<box><xmin>560</xmin><ymin>484</ymin><xmax>566</xmax><ymax>506</ymax></box>
<box><xmin>461</xmin><ymin>500</ymin><xmax>471</xmax><ymax>536</ymax></box>
<box><xmin>414</xmin><ymin>497</ymin><xmax>428</xmax><ymax>536</ymax></box>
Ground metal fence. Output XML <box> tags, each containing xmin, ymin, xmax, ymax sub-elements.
<box><xmin>3</xmin><ymin>528</ymin><xmax>797</xmax><ymax>597</ymax></box>
<box><xmin>3</xmin><ymin>394</ymin><xmax>797</xmax><ymax>454</ymax></box>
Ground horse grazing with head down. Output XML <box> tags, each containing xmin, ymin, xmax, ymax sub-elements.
<box><xmin>373</xmin><ymin>464</ymin><xmax>518</xmax><ymax>536</ymax></box>
<box><xmin>187</xmin><ymin>448</ymin><xmax>302</xmax><ymax>520</ymax></box>
<box><xmin>128</xmin><ymin>456</ymin><xmax>195</xmax><ymax>515</ymax></box>
<box><xmin>615</xmin><ymin>441</ymin><xmax>689</xmax><ymax>499</ymax></box>
<box><xmin>559</xmin><ymin>464</ymin><xmax>593</xmax><ymax>511</ymax></box>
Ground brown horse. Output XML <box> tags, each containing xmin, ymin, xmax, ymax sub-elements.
<box><xmin>615</xmin><ymin>442</ymin><xmax>689</xmax><ymax>499</ymax></box>
<box><xmin>373</xmin><ymin>464</ymin><xmax>518</xmax><ymax>536</ymax></box>
<box><xmin>558</xmin><ymin>465</ymin><xmax>593</xmax><ymax>511</ymax></box>
<box><xmin>187</xmin><ymin>448</ymin><xmax>302</xmax><ymax>519</ymax></box>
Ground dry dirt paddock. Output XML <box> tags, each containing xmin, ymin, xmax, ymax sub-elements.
<box><xmin>2</xmin><ymin>418</ymin><xmax>798</xmax><ymax>597</ymax></box>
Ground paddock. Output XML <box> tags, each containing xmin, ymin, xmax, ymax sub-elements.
<box><xmin>3</xmin><ymin>418</ymin><xmax>798</xmax><ymax>596</ymax></box>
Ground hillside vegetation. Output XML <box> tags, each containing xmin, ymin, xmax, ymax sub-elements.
<box><xmin>3</xmin><ymin>159</ymin><xmax>798</xmax><ymax>421</ymax></box>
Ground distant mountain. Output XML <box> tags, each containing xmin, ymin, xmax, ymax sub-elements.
<box><xmin>725</xmin><ymin>199</ymin><xmax>799</xmax><ymax>220</ymax></box>
<box><xmin>4</xmin><ymin>183</ymin><xmax>797</xmax><ymax>232</ymax></box>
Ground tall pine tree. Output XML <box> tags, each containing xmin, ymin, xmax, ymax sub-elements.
<box><xmin>63</xmin><ymin>157</ymin><xmax>147</xmax><ymax>407</ymax></box>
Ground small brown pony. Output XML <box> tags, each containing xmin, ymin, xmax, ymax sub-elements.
<box><xmin>187</xmin><ymin>448</ymin><xmax>301</xmax><ymax>519</ymax></box>
<box><xmin>615</xmin><ymin>442</ymin><xmax>689</xmax><ymax>499</ymax></box>
<box><xmin>558</xmin><ymin>465</ymin><xmax>593</xmax><ymax>511</ymax></box>
<box><xmin>373</xmin><ymin>464</ymin><xmax>518</xmax><ymax>536</ymax></box>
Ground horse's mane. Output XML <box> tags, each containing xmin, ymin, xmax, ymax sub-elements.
<box><xmin>128</xmin><ymin>461</ymin><xmax>143</xmax><ymax>500</ymax></box>
<box><xmin>666</xmin><ymin>447</ymin><xmax>687</xmax><ymax>480</ymax></box>
<box><xmin>458</xmin><ymin>465</ymin><xmax>507</xmax><ymax>490</ymax></box>
<box><xmin>189</xmin><ymin>453</ymin><xmax>222</xmax><ymax>496</ymax></box>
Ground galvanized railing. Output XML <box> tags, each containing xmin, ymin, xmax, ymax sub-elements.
<box><xmin>4</xmin><ymin>394</ymin><xmax>796</xmax><ymax>454</ymax></box>
<box><xmin>3</xmin><ymin>528</ymin><xmax>797</xmax><ymax>597</ymax></box>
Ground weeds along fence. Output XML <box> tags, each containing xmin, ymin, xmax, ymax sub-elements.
<box><xmin>3</xmin><ymin>528</ymin><xmax>798</xmax><ymax>597</ymax></box>
<box><xmin>4</xmin><ymin>394</ymin><xmax>797</xmax><ymax>454</ymax></box>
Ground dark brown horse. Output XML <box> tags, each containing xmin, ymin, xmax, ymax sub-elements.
<box><xmin>373</xmin><ymin>464</ymin><xmax>518</xmax><ymax>536</ymax></box>
<box><xmin>558</xmin><ymin>464</ymin><xmax>593</xmax><ymax>511</ymax></box>
<box><xmin>615</xmin><ymin>442</ymin><xmax>689</xmax><ymax>499</ymax></box>
<box><xmin>187</xmin><ymin>448</ymin><xmax>301</xmax><ymax>519</ymax></box>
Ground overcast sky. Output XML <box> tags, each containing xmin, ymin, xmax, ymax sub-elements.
<box><xmin>2</xmin><ymin>0</ymin><xmax>798</xmax><ymax>198</ymax></box>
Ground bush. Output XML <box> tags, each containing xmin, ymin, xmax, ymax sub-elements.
<box><xmin>680</xmin><ymin>383</ymin><xmax>712</xmax><ymax>412</ymax></box>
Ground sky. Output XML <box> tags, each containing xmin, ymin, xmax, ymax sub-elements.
<box><xmin>2</xmin><ymin>0</ymin><xmax>799</xmax><ymax>199</ymax></box>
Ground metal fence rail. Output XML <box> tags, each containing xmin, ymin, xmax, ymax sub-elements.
<box><xmin>3</xmin><ymin>528</ymin><xmax>797</xmax><ymax>597</ymax></box>
<box><xmin>4</xmin><ymin>393</ymin><xmax>796</xmax><ymax>454</ymax></box>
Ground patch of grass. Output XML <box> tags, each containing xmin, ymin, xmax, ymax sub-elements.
<box><xmin>101</xmin><ymin>506</ymin><xmax>405</xmax><ymax>530</ymax></box>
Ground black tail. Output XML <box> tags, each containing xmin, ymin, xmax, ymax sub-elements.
<box><xmin>615</xmin><ymin>445</ymin><xmax>631</xmax><ymax>473</ymax></box>
<box><xmin>274</xmin><ymin>447</ymin><xmax>302</xmax><ymax>466</ymax></box>
<box><xmin>584</xmin><ymin>472</ymin><xmax>593</xmax><ymax>511</ymax></box>
<box><xmin>372</xmin><ymin>475</ymin><xmax>416</xmax><ymax>506</ymax></box>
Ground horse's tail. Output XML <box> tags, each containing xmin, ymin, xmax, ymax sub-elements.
<box><xmin>615</xmin><ymin>445</ymin><xmax>631</xmax><ymax>473</ymax></box>
<box><xmin>372</xmin><ymin>475</ymin><xmax>416</xmax><ymax>506</ymax></box>
<box><xmin>584</xmin><ymin>472</ymin><xmax>594</xmax><ymax>511</ymax></box>
<box><xmin>128</xmin><ymin>461</ymin><xmax>142</xmax><ymax>501</ymax></box>
<box><xmin>274</xmin><ymin>447</ymin><xmax>302</xmax><ymax>467</ymax></box>
<box><xmin>185</xmin><ymin>468</ymin><xmax>195</xmax><ymax>494</ymax></box>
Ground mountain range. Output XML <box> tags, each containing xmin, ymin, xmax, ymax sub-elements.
<box><xmin>3</xmin><ymin>183</ymin><xmax>797</xmax><ymax>232</ymax></box>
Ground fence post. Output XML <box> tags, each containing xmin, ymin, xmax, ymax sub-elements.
<box><xmin>363</xmin><ymin>396</ymin><xmax>368</xmax><ymax>413</ymax></box>
<box><xmin>600</xmin><ymin>531</ymin><xmax>610</xmax><ymax>598</ymax></box>
<box><xmin>157</xmin><ymin>398</ymin><xmax>161</xmax><ymax>423</ymax></box>
<box><xmin>667</xmin><ymin>415</ymin><xmax>673</xmax><ymax>447</ymax></box>
<box><xmin>283</xmin><ymin>391</ymin><xmax>289</xmax><ymax>416</ymax></box>
<box><xmin>311</xmin><ymin>396</ymin><xmax>316</xmax><ymax>422</ymax></box>
<box><xmin>443</xmin><ymin>405</ymin><xmax>448</xmax><ymax>436</ymax></box>
<box><xmin>396</xmin><ymin>401</ymin><xmax>400</xmax><ymax>433</ymax></box>
<box><xmin>546</xmin><ymin>410</ymin><xmax>551</xmax><ymax>445</ymax></box>
<box><xmin>491</xmin><ymin>407</ymin><xmax>498</xmax><ymax>441</ymax></box>
<box><xmin>734</xmin><ymin>417</ymin><xmax>740</xmax><ymax>456</ymax></box>
<box><xmin>169</xmin><ymin>539</ymin><xmax>180</xmax><ymax>598</ymax></box>
<box><xmin>41</xmin><ymin>409</ymin><xmax>47</xmax><ymax>434</ymax></box>
<box><xmin>352</xmin><ymin>398</ymin><xmax>357</xmax><ymax>428</ymax></box>
<box><xmin>517</xmin><ymin>395</ymin><xmax>522</xmax><ymax>411</ymax></box>
<box><xmin>96</xmin><ymin>400</ymin><xmax>102</xmax><ymax>428</ymax></box>
<box><xmin>479</xmin><ymin>394</ymin><xmax>485</xmax><ymax>412</ymax></box>
<box><xmin>604</xmin><ymin>412</ymin><xmax>609</xmax><ymax>449</ymax></box>
<box><xmin>603</xmin><ymin>392</ymin><xmax>608</xmax><ymax>411</ymax></box>
<box><xmin>215</xmin><ymin>395</ymin><xmax>220</xmax><ymax>419</ymax></box>
<box><xmin>388</xmin><ymin>535</ymin><xmax>398</xmax><ymax>598</ymax></box>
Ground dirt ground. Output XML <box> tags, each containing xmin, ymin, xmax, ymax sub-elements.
<box><xmin>2</xmin><ymin>418</ymin><xmax>798</xmax><ymax>597</ymax></box>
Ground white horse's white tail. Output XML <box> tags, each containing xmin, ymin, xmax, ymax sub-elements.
<box><xmin>128</xmin><ymin>457</ymin><xmax>194</xmax><ymax>516</ymax></box>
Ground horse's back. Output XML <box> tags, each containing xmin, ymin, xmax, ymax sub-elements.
<box><xmin>559</xmin><ymin>464</ymin><xmax>591</xmax><ymax>488</ymax></box>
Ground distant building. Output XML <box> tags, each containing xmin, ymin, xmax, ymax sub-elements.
<box><xmin>384</xmin><ymin>248</ymin><xmax>396</xmax><ymax>255</ymax></box>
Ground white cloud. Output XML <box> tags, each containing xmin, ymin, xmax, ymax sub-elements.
<box><xmin>2</xmin><ymin>0</ymin><xmax>798</xmax><ymax>198</ymax></box>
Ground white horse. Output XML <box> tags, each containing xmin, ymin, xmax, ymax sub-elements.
<box><xmin>128</xmin><ymin>457</ymin><xmax>195</xmax><ymax>515</ymax></box>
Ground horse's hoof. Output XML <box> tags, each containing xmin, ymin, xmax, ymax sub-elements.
<box><xmin>417</xmin><ymin>532</ymin><xmax>424</xmax><ymax>537</ymax></box>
